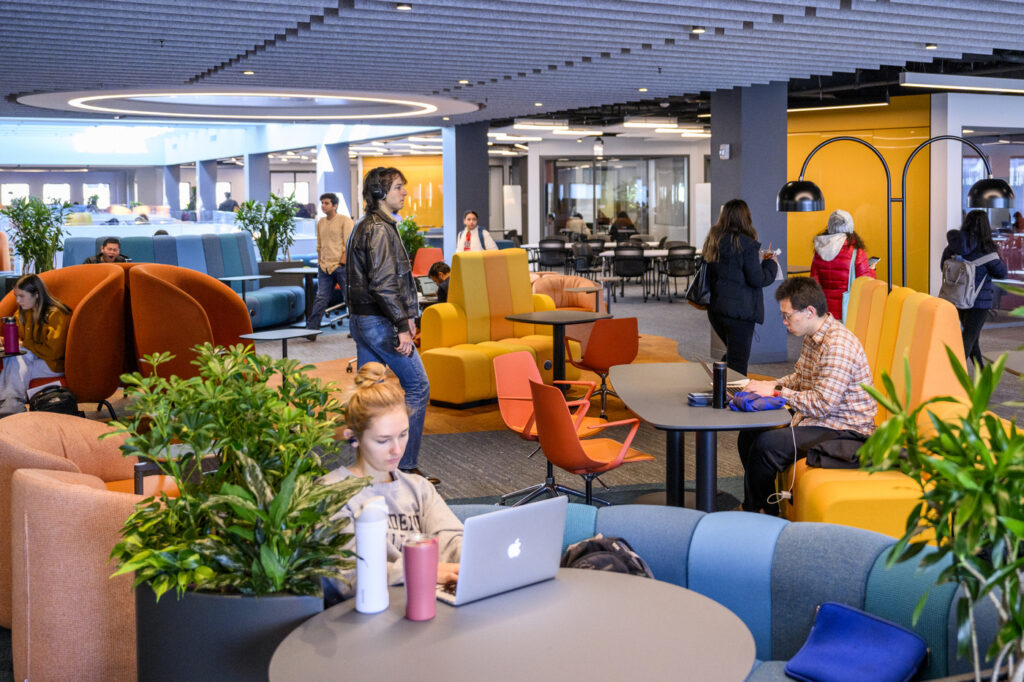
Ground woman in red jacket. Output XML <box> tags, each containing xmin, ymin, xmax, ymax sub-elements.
<box><xmin>810</xmin><ymin>209</ymin><xmax>875</xmax><ymax>319</ymax></box>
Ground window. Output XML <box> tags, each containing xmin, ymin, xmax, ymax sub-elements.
<box><xmin>216</xmin><ymin>181</ymin><xmax>232</xmax><ymax>205</ymax></box>
<box><xmin>962</xmin><ymin>157</ymin><xmax>985</xmax><ymax>210</ymax></box>
<box><xmin>178</xmin><ymin>182</ymin><xmax>192</xmax><ymax>211</ymax></box>
<box><xmin>1009</xmin><ymin>158</ymin><xmax>1024</xmax><ymax>211</ymax></box>
<box><xmin>83</xmin><ymin>183</ymin><xmax>110</xmax><ymax>209</ymax></box>
<box><xmin>43</xmin><ymin>183</ymin><xmax>71</xmax><ymax>203</ymax></box>
<box><xmin>1</xmin><ymin>184</ymin><xmax>30</xmax><ymax>204</ymax></box>
<box><xmin>282</xmin><ymin>181</ymin><xmax>310</xmax><ymax>205</ymax></box>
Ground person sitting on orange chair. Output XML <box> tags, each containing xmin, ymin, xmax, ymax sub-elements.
<box><xmin>0</xmin><ymin>275</ymin><xmax>69</xmax><ymax>415</ymax></box>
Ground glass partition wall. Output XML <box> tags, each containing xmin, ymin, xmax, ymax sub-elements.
<box><xmin>544</xmin><ymin>155</ymin><xmax>689</xmax><ymax>242</ymax></box>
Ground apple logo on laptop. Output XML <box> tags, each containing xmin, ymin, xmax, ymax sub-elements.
<box><xmin>507</xmin><ymin>538</ymin><xmax>522</xmax><ymax>559</ymax></box>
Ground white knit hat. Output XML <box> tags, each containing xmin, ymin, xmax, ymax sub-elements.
<box><xmin>826</xmin><ymin>209</ymin><xmax>854</xmax><ymax>234</ymax></box>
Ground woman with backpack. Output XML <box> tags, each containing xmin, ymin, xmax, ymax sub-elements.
<box><xmin>0</xmin><ymin>274</ymin><xmax>70</xmax><ymax>415</ymax></box>
<box><xmin>809</xmin><ymin>209</ymin><xmax>875</xmax><ymax>320</ymax></box>
<box><xmin>456</xmin><ymin>210</ymin><xmax>498</xmax><ymax>251</ymax></box>
<box><xmin>941</xmin><ymin>210</ymin><xmax>1007</xmax><ymax>369</ymax></box>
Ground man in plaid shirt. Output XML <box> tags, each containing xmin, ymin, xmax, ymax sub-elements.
<box><xmin>741</xmin><ymin>277</ymin><xmax>876</xmax><ymax>515</ymax></box>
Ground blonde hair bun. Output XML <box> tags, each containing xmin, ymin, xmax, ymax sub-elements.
<box><xmin>345</xmin><ymin>362</ymin><xmax>407</xmax><ymax>436</ymax></box>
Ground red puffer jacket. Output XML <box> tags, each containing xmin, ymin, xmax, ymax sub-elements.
<box><xmin>810</xmin><ymin>238</ymin><xmax>875</xmax><ymax>319</ymax></box>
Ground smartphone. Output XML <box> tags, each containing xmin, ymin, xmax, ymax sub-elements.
<box><xmin>868</xmin><ymin>257</ymin><xmax>880</xmax><ymax>268</ymax></box>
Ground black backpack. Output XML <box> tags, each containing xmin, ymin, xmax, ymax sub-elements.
<box><xmin>560</xmin><ymin>534</ymin><xmax>654</xmax><ymax>579</ymax></box>
<box><xmin>28</xmin><ymin>385</ymin><xmax>84</xmax><ymax>417</ymax></box>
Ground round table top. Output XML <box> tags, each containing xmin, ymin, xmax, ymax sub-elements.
<box><xmin>269</xmin><ymin>569</ymin><xmax>755</xmax><ymax>682</ymax></box>
<box><xmin>504</xmin><ymin>310</ymin><xmax>611</xmax><ymax>325</ymax></box>
<box><xmin>218</xmin><ymin>274</ymin><xmax>270</xmax><ymax>282</ymax></box>
<box><xmin>241</xmin><ymin>329</ymin><xmax>320</xmax><ymax>341</ymax></box>
<box><xmin>274</xmin><ymin>266</ymin><xmax>319</xmax><ymax>274</ymax></box>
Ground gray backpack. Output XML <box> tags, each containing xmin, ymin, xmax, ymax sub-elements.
<box><xmin>938</xmin><ymin>251</ymin><xmax>999</xmax><ymax>309</ymax></box>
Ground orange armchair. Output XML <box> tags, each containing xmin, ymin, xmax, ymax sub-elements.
<box><xmin>565</xmin><ymin>317</ymin><xmax>639</xmax><ymax>418</ymax></box>
<box><xmin>129</xmin><ymin>263</ymin><xmax>252</xmax><ymax>379</ymax></box>
<box><xmin>0</xmin><ymin>263</ymin><xmax>125</xmax><ymax>414</ymax></box>
<box><xmin>529</xmin><ymin>378</ymin><xmax>654</xmax><ymax>505</ymax></box>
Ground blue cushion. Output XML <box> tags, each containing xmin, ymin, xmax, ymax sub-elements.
<box><xmin>563</xmin><ymin>502</ymin><xmax>597</xmax><ymax>552</ymax></box>
<box><xmin>201</xmin><ymin>234</ymin><xmax>225</xmax><ymax>278</ymax></box>
<box><xmin>450</xmin><ymin>504</ymin><xmax>500</xmax><ymax>523</ymax></box>
<box><xmin>121</xmin><ymin>236</ymin><xmax>155</xmax><ymax>264</ymax></box>
<box><xmin>948</xmin><ymin>583</ymin><xmax>1000</xmax><ymax>677</ymax></box>
<box><xmin>218</xmin><ymin>233</ymin><xmax>245</xmax><ymax>293</ymax></box>
<box><xmin>595</xmin><ymin>505</ymin><xmax>704</xmax><ymax>588</ymax></box>
<box><xmin>247</xmin><ymin>290</ymin><xmax>292</xmax><ymax>328</ymax></box>
<box><xmin>152</xmin><ymin>236</ymin><xmax>178</xmax><ymax>265</ymax></box>
<box><xmin>238</xmin><ymin>235</ymin><xmax>260</xmax><ymax>278</ymax></box>
<box><xmin>770</xmin><ymin>523</ymin><xmax>893</xmax><ymax>660</ymax></box>
<box><xmin>688</xmin><ymin>511</ymin><xmax>788</xmax><ymax>660</ymax></box>
<box><xmin>175</xmin><ymin>235</ymin><xmax>207</xmax><ymax>273</ymax></box>
<box><xmin>745</xmin><ymin>660</ymin><xmax>790</xmax><ymax>681</ymax></box>
<box><xmin>495</xmin><ymin>239</ymin><xmax>514</xmax><ymax>250</ymax></box>
<box><xmin>61</xmin><ymin>237</ymin><xmax>101</xmax><ymax>267</ymax></box>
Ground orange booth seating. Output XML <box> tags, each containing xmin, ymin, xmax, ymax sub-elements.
<box><xmin>419</xmin><ymin>248</ymin><xmax>580</xmax><ymax>407</ymax></box>
<box><xmin>128</xmin><ymin>263</ymin><xmax>252</xmax><ymax>379</ymax></box>
<box><xmin>0</xmin><ymin>264</ymin><xmax>126</xmax><ymax>415</ymax></box>
<box><xmin>778</xmin><ymin>278</ymin><xmax>969</xmax><ymax>539</ymax></box>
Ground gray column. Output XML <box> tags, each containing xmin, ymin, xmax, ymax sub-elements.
<box><xmin>244</xmin><ymin>152</ymin><xmax>271</xmax><ymax>203</ymax></box>
<box><xmin>316</xmin><ymin>142</ymin><xmax>352</xmax><ymax>216</ymax></box>
<box><xmin>710</xmin><ymin>82</ymin><xmax>789</xmax><ymax>364</ymax></box>
<box><xmin>197</xmin><ymin>159</ymin><xmax>218</xmax><ymax>217</ymax></box>
<box><xmin>442</xmin><ymin>122</ymin><xmax>489</xmax><ymax>257</ymax></box>
<box><xmin>136</xmin><ymin>167</ymin><xmax>163</xmax><ymax>206</ymax></box>
<box><xmin>162</xmin><ymin>165</ymin><xmax>181</xmax><ymax>209</ymax></box>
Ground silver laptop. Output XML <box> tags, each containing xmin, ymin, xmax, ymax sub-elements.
<box><xmin>437</xmin><ymin>495</ymin><xmax>568</xmax><ymax>606</ymax></box>
<box><xmin>698</xmin><ymin>360</ymin><xmax>747</xmax><ymax>398</ymax></box>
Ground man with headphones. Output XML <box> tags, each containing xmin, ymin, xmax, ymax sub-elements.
<box><xmin>347</xmin><ymin>167</ymin><xmax>438</xmax><ymax>485</ymax></box>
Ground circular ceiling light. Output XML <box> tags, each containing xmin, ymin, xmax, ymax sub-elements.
<box><xmin>18</xmin><ymin>87</ymin><xmax>478</xmax><ymax>121</ymax></box>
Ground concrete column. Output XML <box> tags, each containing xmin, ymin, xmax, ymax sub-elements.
<box><xmin>316</xmin><ymin>142</ymin><xmax>352</xmax><ymax>217</ymax></box>
<box><xmin>244</xmin><ymin>152</ymin><xmax>271</xmax><ymax>203</ymax></box>
<box><xmin>162</xmin><ymin>165</ymin><xmax>181</xmax><ymax>209</ymax></box>
<box><xmin>197</xmin><ymin>159</ymin><xmax>218</xmax><ymax>216</ymax></box>
<box><xmin>68</xmin><ymin>181</ymin><xmax>84</xmax><ymax>205</ymax></box>
<box><xmin>710</xmin><ymin>82</ymin><xmax>789</xmax><ymax>364</ymax></box>
<box><xmin>135</xmin><ymin>167</ymin><xmax>163</xmax><ymax>206</ymax></box>
<box><xmin>442</xmin><ymin>122</ymin><xmax>489</xmax><ymax>257</ymax></box>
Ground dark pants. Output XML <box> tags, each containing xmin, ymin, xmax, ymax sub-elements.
<box><xmin>306</xmin><ymin>265</ymin><xmax>345</xmax><ymax>331</ymax></box>
<box><xmin>737</xmin><ymin>425</ymin><xmax>843</xmax><ymax>515</ymax></box>
<box><xmin>707</xmin><ymin>312</ymin><xmax>755</xmax><ymax>376</ymax></box>
<box><xmin>959</xmin><ymin>307</ymin><xmax>989</xmax><ymax>369</ymax></box>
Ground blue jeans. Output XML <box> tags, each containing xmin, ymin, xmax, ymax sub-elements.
<box><xmin>306</xmin><ymin>266</ymin><xmax>346</xmax><ymax>331</ymax></box>
<box><xmin>349</xmin><ymin>314</ymin><xmax>430</xmax><ymax>470</ymax></box>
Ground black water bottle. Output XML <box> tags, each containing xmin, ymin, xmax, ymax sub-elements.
<box><xmin>712</xmin><ymin>361</ymin><xmax>727</xmax><ymax>409</ymax></box>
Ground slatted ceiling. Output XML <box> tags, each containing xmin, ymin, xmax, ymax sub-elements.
<box><xmin>1</xmin><ymin>1</ymin><xmax>1022</xmax><ymax>124</ymax></box>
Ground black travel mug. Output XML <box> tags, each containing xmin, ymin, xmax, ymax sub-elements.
<box><xmin>712</xmin><ymin>361</ymin><xmax>727</xmax><ymax>409</ymax></box>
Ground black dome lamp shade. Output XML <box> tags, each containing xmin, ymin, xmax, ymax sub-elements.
<box><xmin>966</xmin><ymin>177</ymin><xmax>1014</xmax><ymax>209</ymax></box>
<box><xmin>776</xmin><ymin>180</ymin><xmax>825</xmax><ymax>212</ymax></box>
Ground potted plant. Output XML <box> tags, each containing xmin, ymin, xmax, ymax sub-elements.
<box><xmin>398</xmin><ymin>214</ymin><xmax>425</xmax><ymax>263</ymax></box>
<box><xmin>0</xmin><ymin>196</ymin><xmax>71</xmax><ymax>273</ymax></box>
<box><xmin>860</xmin><ymin>329</ymin><xmax>1024</xmax><ymax>680</ymax></box>
<box><xmin>235</xmin><ymin>193</ymin><xmax>298</xmax><ymax>262</ymax></box>
<box><xmin>109</xmin><ymin>343</ymin><xmax>369</xmax><ymax>680</ymax></box>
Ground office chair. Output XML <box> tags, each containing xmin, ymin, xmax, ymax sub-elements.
<box><xmin>565</xmin><ymin>317</ymin><xmax>639</xmax><ymax>419</ymax></box>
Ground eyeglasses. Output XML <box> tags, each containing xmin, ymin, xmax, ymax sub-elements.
<box><xmin>780</xmin><ymin>309</ymin><xmax>808</xmax><ymax>322</ymax></box>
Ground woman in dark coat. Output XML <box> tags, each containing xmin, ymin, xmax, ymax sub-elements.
<box><xmin>701</xmin><ymin>199</ymin><xmax>779</xmax><ymax>376</ymax></box>
<box><xmin>941</xmin><ymin>210</ymin><xmax>1007</xmax><ymax>368</ymax></box>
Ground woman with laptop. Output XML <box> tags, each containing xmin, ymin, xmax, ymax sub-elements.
<box><xmin>321</xmin><ymin>363</ymin><xmax>463</xmax><ymax>604</ymax></box>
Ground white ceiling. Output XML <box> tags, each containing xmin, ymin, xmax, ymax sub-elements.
<box><xmin>2</xmin><ymin>1</ymin><xmax>1022</xmax><ymax>126</ymax></box>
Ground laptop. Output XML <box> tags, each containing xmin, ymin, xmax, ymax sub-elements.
<box><xmin>416</xmin><ymin>275</ymin><xmax>438</xmax><ymax>297</ymax></box>
<box><xmin>437</xmin><ymin>495</ymin><xmax>568</xmax><ymax>606</ymax></box>
<box><xmin>698</xmin><ymin>360</ymin><xmax>748</xmax><ymax>398</ymax></box>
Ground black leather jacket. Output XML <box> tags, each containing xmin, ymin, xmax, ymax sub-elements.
<box><xmin>346</xmin><ymin>209</ymin><xmax>418</xmax><ymax>325</ymax></box>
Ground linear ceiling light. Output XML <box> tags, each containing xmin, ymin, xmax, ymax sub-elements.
<box><xmin>787</xmin><ymin>102</ymin><xmax>889</xmax><ymax>113</ymax></box>
<box><xmin>900</xmin><ymin>72</ymin><xmax>1024</xmax><ymax>95</ymax></box>
<box><xmin>396</xmin><ymin>3</ymin><xmax>412</xmax><ymax>10</ymax></box>
<box><xmin>514</xmin><ymin>118</ymin><xmax>568</xmax><ymax>130</ymax></box>
<box><xmin>697</xmin><ymin>113</ymin><xmax>710</xmax><ymax>119</ymax></box>
<box><xmin>623</xmin><ymin>116</ymin><xmax>677</xmax><ymax>128</ymax></box>
<box><xmin>490</xmin><ymin>133</ymin><xmax>544</xmax><ymax>142</ymax></box>
<box><xmin>691</xmin><ymin>26</ymin><xmax>706</xmax><ymax>34</ymax></box>
<box><xmin>925</xmin><ymin>43</ymin><xmax>938</xmax><ymax>50</ymax></box>
<box><xmin>551</xmin><ymin>128</ymin><xmax>603</xmax><ymax>136</ymax></box>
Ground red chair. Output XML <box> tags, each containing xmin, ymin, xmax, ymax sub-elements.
<box><xmin>529</xmin><ymin>378</ymin><xmax>654</xmax><ymax>505</ymax></box>
<box><xmin>565</xmin><ymin>317</ymin><xmax>639</xmax><ymax>419</ymax></box>
<box><xmin>493</xmin><ymin>351</ymin><xmax>603</xmax><ymax>505</ymax></box>
<box><xmin>412</xmin><ymin>247</ymin><xmax>444</xmax><ymax>277</ymax></box>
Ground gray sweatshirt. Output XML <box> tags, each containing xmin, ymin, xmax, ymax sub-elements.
<box><xmin>321</xmin><ymin>466</ymin><xmax>463</xmax><ymax>600</ymax></box>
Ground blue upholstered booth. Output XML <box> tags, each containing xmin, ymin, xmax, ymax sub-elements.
<box><xmin>63</xmin><ymin>234</ymin><xmax>304</xmax><ymax>329</ymax></box>
<box><xmin>450</xmin><ymin>504</ymin><xmax>997</xmax><ymax>681</ymax></box>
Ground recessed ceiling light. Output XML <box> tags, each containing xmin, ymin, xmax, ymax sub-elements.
<box><xmin>691</xmin><ymin>26</ymin><xmax>706</xmax><ymax>34</ymax></box>
<box><xmin>458</xmin><ymin>79</ymin><xmax>470</xmax><ymax>85</ymax></box>
<box><xmin>534</xmin><ymin>102</ymin><xmax>543</xmax><ymax>107</ymax></box>
<box><xmin>242</xmin><ymin>70</ymin><xmax>255</xmax><ymax>76</ymax></box>
<box><xmin>396</xmin><ymin>3</ymin><xmax>412</xmax><ymax>10</ymax></box>
<box><xmin>638</xmin><ymin>87</ymin><xmax>648</xmax><ymax>92</ymax></box>
<box><xmin>925</xmin><ymin>43</ymin><xmax>937</xmax><ymax>50</ymax></box>
<box><xmin>442</xmin><ymin>116</ymin><xmax>450</xmax><ymax>121</ymax></box>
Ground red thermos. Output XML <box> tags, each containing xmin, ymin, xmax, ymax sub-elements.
<box><xmin>2</xmin><ymin>317</ymin><xmax>18</xmax><ymax>354</ymax></box>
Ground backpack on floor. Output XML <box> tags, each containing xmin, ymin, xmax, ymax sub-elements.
<box><xmin>938</xmin><ymin>251</ymin><xmax>999</xmax><ymax>309</ymax></box>
<box><xmin>560</xmin><ymin>533</ymin><xmax>654</xmax><ymax>578</ymax></box>
<box><xmin>28</xmin><ymin>385</ymin><xmax>84</xmax><ymax>417</ymax></box>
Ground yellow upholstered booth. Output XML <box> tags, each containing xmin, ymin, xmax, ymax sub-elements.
<box><xmin>420</xmin><ymin>248</ymin><xmax>579</xmax><ymax>407</ymax></box>
<box><xmin>66</xmin><ymin>211</ymin><xmax>93</xmax><ymax>225</ymax></box>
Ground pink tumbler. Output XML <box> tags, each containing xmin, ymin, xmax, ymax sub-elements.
<box><xmin>403</xmin><ymin>533</ymin><xmax>438</xmax><ymax>621</ymax></box>
<box><xmin>2</xmin><ymin>317</ymin><xmax>18</xmax><ymax>355</ymax></box>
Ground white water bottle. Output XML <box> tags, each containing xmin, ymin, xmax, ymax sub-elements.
<box><xmin>354</xmin><ymin>496</ymin><xmax>389</xmax><ymax>614</ymax></box>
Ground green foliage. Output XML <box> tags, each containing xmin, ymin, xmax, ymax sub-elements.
<box><xmin>398</xmin><ymin>214</ymin><xmax>425</xmax><ymax>262</ymax></box>
<box><xmin>0</xmin><ymin>196</ymin><xmax>70</xmax><ymax>273</ymax></box>
<box><xmin>86</xmin><ymin>194</ymin><xmax>99</xmax><ymax>208</ymax></box>
<box><xmin>859</xmin><ymin>350</ymin><xmax>1024</xmax><ymax>678</ymax></box>
<box><xmin>108</xmin><ymin>343</ymin><xmax>369</xmax><ymax>601</ymax></box>
<box><xmin>234</xmin><ymin>193</ymin><xmax>298</xmax><ymax>261</ymax></box>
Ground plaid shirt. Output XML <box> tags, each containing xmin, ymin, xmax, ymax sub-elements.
<box><xmin>777</xmin><ymin>314</ymin><xmax>876</xmax><ymax>435</ymax></box>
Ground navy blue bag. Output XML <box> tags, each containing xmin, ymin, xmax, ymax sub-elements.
<box><xmin>785</xmin><ymin>602</ymin><xmax>928</xmax><ymax>682</ymax></box>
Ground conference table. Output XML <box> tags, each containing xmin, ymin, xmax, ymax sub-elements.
<box><xmin>609</xmin><ymin>362</ymin><xmax>792</xmax><ymax>512</ymax></box>
<box><xmin>268</xmin><ymin>569</ymin><xmax>755</xmax><ymax>682</ymax></box>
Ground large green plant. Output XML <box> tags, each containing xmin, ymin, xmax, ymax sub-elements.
<box><xmin>398</xmin><ymin>214</ymin><xmax>425</xmax><ymax>262</ymax></box>
<box><xmin>0</xmin><ymin>196</ymin><xmax>70</xmax><ymax>273</ymax></box>
<box><xmin>109</xmin><ymin>343</ymin><xmax>369</xmax><ymax>600</ymax></box>
<box><xmin>234</xmin><ymin>193</ymin><xmax>298</xmax><ymax>262</ymax></box>
<box><xmin>860</xmin><ymin>348</ymin><xmax>1024</xmax><ymax>681</ymax></box>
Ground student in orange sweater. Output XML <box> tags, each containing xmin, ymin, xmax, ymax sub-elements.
<box><xmin>0</xmin><ymin>274</ymin><xmax>70</xmax><ymax>415</ymax></box>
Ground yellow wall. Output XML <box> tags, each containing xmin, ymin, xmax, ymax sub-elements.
<box><xmin>787</xmin><ymin>95</ymin><xmax>931</xmax><ymax>291</ymax></box>
<box><xmin>361</xmin><ymin>155</ymin><xmax>443</xmax><ymax>227</ymax></box>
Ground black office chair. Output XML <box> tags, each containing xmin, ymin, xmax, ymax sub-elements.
<box><xmin>664</xmin><ymin>240</ymin><xmax>689</xmax><ymax>249</ymax></box>
<box><xmin>611</xmin><ymin>244</ymin><xmax>648</xmax><ymax>301</ymax></box>
<box><xmin>504</xmin><ymin>231</ymin><xmax>522</xmax><ymax>247</ymax></box>
<box><xmin>570</xmin><ymin>242</ymin><xmax>601</xmax><ymax>277</ymax></box>
<box><xmin>661</xmin><ymin>245</ymin><xmax>697</xmax><ymax>301</ymax></box>
<box><xmin>538</xmin><ymin>238</ymin><xmax>570</xmax><ymax>273</ymax></box>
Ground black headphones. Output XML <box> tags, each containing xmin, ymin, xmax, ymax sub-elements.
<box><xmin>366</xmin><ymin>170</ymin><xmax>386</xmax><ymax>201</ymax></box>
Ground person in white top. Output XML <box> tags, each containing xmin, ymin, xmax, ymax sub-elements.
<box><xmin>456</xmin><ymin>210</ymin><xmax>498</xmax><ymax>251</ymax></box>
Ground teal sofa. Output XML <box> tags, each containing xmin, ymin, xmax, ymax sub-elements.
<box><xmin>451</xmin><ymin>504</ymin><xmax>996</xmax><ymax>680</ymax></box>
<box><xmin>63</xmin><ymin>234</ymin><xmax>304</xmax><ymax>329</ymax></box>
